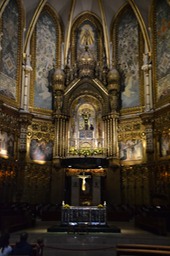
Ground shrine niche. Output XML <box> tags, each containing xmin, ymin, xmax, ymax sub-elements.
<box><xmin>68</xmin><ymin>95</ymin><xmax>105</xmax><ymax>157</ymax></box>
<box><xmin>70</xmin><ymin>13</ymin><xmax>104</xmax><ymax>72</ymax></box>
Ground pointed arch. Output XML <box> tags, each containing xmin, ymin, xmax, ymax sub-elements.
<box><xmin>29</xmin><ymin>4</ymin><xmax>63</xmax><ymax>113</ymax></box>
<box><xmin>151</xmin><ymin>0</ymin><xmax>170</xmax><ymax>106</ymax></box>
<box><xmin>70</xmin><ymin>12</ymin><xmax>105</xmax><ymax>68</ymax></box>
<box><xmin>111</xmin><ymin>4</ymin><xmax>144</xmax><ymax>111</ymax></box>
<box><xmin>0</xmin><ymin>0</ymin><xmax>25</xmax><ymax>107</ymax></box>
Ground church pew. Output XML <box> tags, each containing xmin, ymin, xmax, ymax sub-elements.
<box><xmin>135</xmin><ymin>215</ymin><xmax>167</xmax><ymax>235</ymax></box>
<box><xmin>116</xmin><ymin>244</ymin><xmax>170</xmax><ymax>256</ymax></box>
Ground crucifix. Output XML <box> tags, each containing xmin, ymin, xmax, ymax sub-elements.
<box><xmin>77</xmin><ymin>172</ymin><xmax>91</xmax><ymax>191</ymax></box>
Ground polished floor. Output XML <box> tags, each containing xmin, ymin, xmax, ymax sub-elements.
<box><xmin>10</xmin><ymin>219</ymin><xmax>170</xmax><ymax>256</ymax></box>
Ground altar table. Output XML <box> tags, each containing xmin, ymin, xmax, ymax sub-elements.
<box><xmin>61</xmin><ymin>206</ymin><xmax>107</xmax><ymax>226</ymax></box>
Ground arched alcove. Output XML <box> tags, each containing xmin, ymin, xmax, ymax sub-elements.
<box><xmin>68</xmin><ymin>94</ymin><xmax>105</xmax><ymax>156</ymax></box>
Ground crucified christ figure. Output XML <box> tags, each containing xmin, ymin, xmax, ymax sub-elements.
<box><xmin>77</xmin><ymin>172</ymin><xmax>91</xmax><ymax>191</ymax></box>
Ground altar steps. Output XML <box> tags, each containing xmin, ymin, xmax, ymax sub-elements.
<box><xmin>47</xmin><ymin>223</ymin><xmax>121</xmax><ymax>233</ymax></box>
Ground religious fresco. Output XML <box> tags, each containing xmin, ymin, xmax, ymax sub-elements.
<box><xmin>159</xmin><ymin>133</ymin><xmax>170</xmax><ymax>157</ymax></box>
<box><xmin>0</xmin><ymin>131</ymin><xmax>15</xmax><ymax>158</ymax></box>
<box><xmin>117</xmin><ymin>9</ymin><xmax>140</xmax><ymax>108</ymax></box>
<box><xmin>155</xmin><ymin>0</ymin><xmax>170</xmax><ymax>100</ymax></box>
<box><xmin>0</xmin><ymin>0</ymin><xmax>18</xmax><ymax>100</ymax></box>
<box><xmin>119</xmin><ymin>139</ymin><xmax>143</xmax><ymax>161</ymax></box>
<box><xmin>30</xmin><ymin>139</ymin><xmax>53</xmax><ymax>161</ymax></box>
<box><xmin>77</xmin><ymin>22</ymin><xmax>98</xmax><ymax>61</ymax></box>
<box><xmin>34</xmin><ymin>12</ymin><xmax>56</xmax><ymax>110</ymax></box>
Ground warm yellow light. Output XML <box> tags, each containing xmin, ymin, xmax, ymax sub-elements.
<box><xmin>0</xmin><ymin>149</ymin><xmax>8</xmax><ymax>158</ymax></box>
<box><xmin>33</xmin><ymin>160</ymin><xmax>46</xmax><ymax>165</ymax></box>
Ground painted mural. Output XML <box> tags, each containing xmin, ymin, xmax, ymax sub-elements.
<box><xmin>159</xmin><ymin>133</ymin><xmax>170</xmax><ymax>157</ymax></box>
<box><xmin>0</xmin><ymin>131</ymin><xmax>15</xmax><ymax>158</ymax></box>
<box><xmin>0</xmin><ymin>0</ymin><xmax>18</xmax><ymax>100</ymax></box>
<box><xmin>156</xmin><ymin>0</ymin><xmax>170</xmax><ymax>100</ymax></box>
<box><xmin>34</xmin><ymin>12</ymin><xmax>56</xmax><ymax>110</ymax></box>
<box><xmin>117</xmin><ymin>9</ymin><xmax>140</xmax><ymax>108</ymax></box>
<box><xmin>119</xmin><ymin>139</ymin><xmax>143</xmax><ymax>161</ymax></box>
<box><xmin>30</xmin><ymin>139</ymin><xmax>53</xmax><ymax>161</ymax></box>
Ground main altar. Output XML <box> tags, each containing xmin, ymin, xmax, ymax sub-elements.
<box><xmin>61</xmin><ymin>205</ymin><xmax>107</xmax><ymax>226</ymax></box>
<box><xmin>47</xmin><ymin>203</ymin><xmax>121</xmax><ymax>233</ymax></box>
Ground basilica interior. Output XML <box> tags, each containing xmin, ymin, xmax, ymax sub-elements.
<box><xmin>0</xmin><ymin>0</ymin><xmax>170</xmax><ymax>237</ymax></box>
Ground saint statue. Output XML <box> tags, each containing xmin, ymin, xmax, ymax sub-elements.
<box><xmin>80</xmin><ymin>24</ymin><xmax>94</xmax><ymax>46</ymax></box>
<box><xmin>82</xmin><ymin>111</ymin><xmax>91</xmax><ymax>130</ymax></box>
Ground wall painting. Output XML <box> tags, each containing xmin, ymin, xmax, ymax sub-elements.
<box><xmin>30</xmin><ymin>139</ymin><xmax>53</xmax><ymax>162</ymax></box>
<box><xmin>156</xmin><ymin>0</ymin><xmax>170</xmax><ymax>100</ymax></box>
<box><xmin>117</xmin><ymin>9</ymin><xmax>140</xmax><ymax>108</ymax></box>
<box><xmin>119</xmin><ymin>139</ymin><xmax>143</xmax><ymax>161</ymax></box>
<box><xmin>34</xmin><ymin>12</ymin><xmax>56</xmax><ymax>110</ymax></box>
<box><xmin>0</xmin><ymin>131</ymin><xmax>15</xmax><ymax>158</ymax></box>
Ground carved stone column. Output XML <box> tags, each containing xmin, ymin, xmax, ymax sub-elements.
<box><xmin>50</xmin><ymin>67</ymin><xmax>69</xmax><ymax>161</ymax></box>
<box><xmin>104</xmin><ymin>113</ymin><xmax>119</xmax><ymax>158</ymax></box>
<box><xmin>53</xmin><ymin>115</ymin><xmax>69</xmax><ymax>159</ymax></box>
<box><xmin>22</xmin><ymin>53</ymin><xmax>32</xmax><ymax>111</ymax></box>
<box><xmin>51</xmin><ymin>68</ymin><xmax>65</xmax><ymax>114</ymax></box>
<box><xmin>105</xmin><ymin>67</ymin><xmax>120</xmax><ymax>159</ymax></box>
<box><xmin>107</xmin><ymin>67</ymin><xmax>120</xmax><ymax>112</ymax></box>
<box><xmin>141</xmin><ymin>52</ymin><xmax>152</xmax><ymax>112</ymax></box>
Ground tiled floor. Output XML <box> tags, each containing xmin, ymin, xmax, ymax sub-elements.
<box><xmin>10</xmin><ymin>219</ymin><xmax>170</xmax><ymax>256</ymax></box>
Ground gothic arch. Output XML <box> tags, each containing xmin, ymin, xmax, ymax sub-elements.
<box><xmin>70</xmin><ymin>12</ymin><xmax>105</xmax><ymax>67</ymax></box>
<box><xmin>0</xmin><ymin>0</ymin><xmax>24</xmax><ymax>107</ymax></box>
<box><xmin>29</xmin><ymin>4</ymin><xmax>63</xmax><ymax>113</ymax></box>
<box><xmin>63</xmin><ymin>79</ymin><xmax>109</xmax><ymax>116</ymax></box>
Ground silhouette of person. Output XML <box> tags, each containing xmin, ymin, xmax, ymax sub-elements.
<box><xmin>12</xmin><ymin>232</ymin><xmax>33</xmax><ymax>256</ymax></box>
<box><xmin>0</xmin><ymin>233</ymin><xmax>12</xmax><ymax>256</ymax></box>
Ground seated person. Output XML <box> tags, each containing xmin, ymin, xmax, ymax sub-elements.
<box><xmin>0</xmin><ymin>232</ymin><xmax>12</xmax><ymax>256</ymax></box>
<box><xmin>12</xmin><ymin>232</ymin><xmax>33</xmax><ymax>256</ymax></box>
